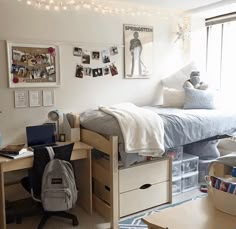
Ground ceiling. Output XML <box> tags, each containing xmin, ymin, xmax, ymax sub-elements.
<box><xmin>116</xmin><ymin>0</ymin><xmax>222</xmax><ymax>10</ymax></box>
<box><xmin>2</xmin><ymin>0</ymin><xmax>236</xmax><ymax>16</ymax></box>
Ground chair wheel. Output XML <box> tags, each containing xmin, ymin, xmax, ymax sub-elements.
<box><xmin>72</xmin><ymin>218</ymin><xmax>79</xmax><ymax>226</ymax></box>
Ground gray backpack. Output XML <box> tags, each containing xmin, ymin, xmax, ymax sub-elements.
<box><xmin>41</xmin><ymin>147</ymin><xmax>78</xmax><ymax>212</ymax></box>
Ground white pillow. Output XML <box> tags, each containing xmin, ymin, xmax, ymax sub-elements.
<box><xmin>161</xmin><ymin>62</ymin><xmax>198</xmax><ymax>90</ymax></box>
<box><xmin>163</xmin><ymin>88</ymin><xmax>185</xmax><ymax>108</ymax></box>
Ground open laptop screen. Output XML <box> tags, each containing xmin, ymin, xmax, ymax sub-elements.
<box><xmin>26</xmin><ymin>124</ymin><xmax>56</xmax><ymax>147</ymax></box>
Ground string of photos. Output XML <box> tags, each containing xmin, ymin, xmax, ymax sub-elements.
<box><xmin>73</xmin><ymin>46</ymin><xmax>119</xmax><ymax>78</ymax></box>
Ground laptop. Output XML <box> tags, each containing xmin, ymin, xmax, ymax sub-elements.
<box><xmin>26</xmin><ymin>124</ymin><xmax>57</xmax><ymax>149</ymax></box>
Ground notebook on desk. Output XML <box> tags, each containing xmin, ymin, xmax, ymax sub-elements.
<box><xmin>26</xmin><ymin>124</ymin><xmax>57</xmax><ymax>149</ymax></box>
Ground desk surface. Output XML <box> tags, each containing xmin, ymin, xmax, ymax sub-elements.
<box><xmin>142</xmin><ymin>197</ymin><xmax>236</xmax><ymax>229</ymax></box>
<box><xmin>0</xmin><ymin>141</ymin><xmax>92</xmax><ymax>164</ymax></box>
<box><xmin>0</xmin><ymin>141</ymin><xmax>92</xmax><ymax>172</ymax></box>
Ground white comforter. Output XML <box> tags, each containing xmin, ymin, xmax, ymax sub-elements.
<box><xmin>99</xmin><ymin>103</ymin><xmax>165</xmax><ymax>157</ymax></box>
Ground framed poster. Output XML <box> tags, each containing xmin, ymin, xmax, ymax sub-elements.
<box><xmin>43</xmin><ymin>90</ymin><xmax>54</xmax><ymax>107</ymax></box>
<box><xmin>14</xmin><ymin>90</ymin><xmax>28</xmax><ymax>108</ymax></box>
<box><xmin>7</xmin><ymin>41</ymin><xmax>60</xmax><ymax>88</ymax></box>
<box><xmin>29</xmin><ymin>90</ymin><xmax>41</xmax><ymax>107</ymax></box>
<box><xmin>124</xmin><ymin>24</ymin><xmax>153</xmax><ymax>79</ymax></box>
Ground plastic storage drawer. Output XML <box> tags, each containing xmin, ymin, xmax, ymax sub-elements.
<box><xmin>172</xmin><ymin>161</ymin><xmax>182</xmax><ymax>178</ymax></box>
<box><xmin>198</xmin><ymin>158</ymin><xmax>215</xmax><ymax>183</ymax></box>
<box><xmin>182</xmin><ymin>153</ymin><xmax>199</xmax><ymax>174</ymax></box>
<box><xmin>172</xmin><ymin>176</ymin><xmax>182</xmax><ymax>195</ymax></box>
<box><xmin>182</xmin><ymin>171</ymin><xmax>199</xmax><ymax>192</ymax></box>
<box><xmin>165</xmin><ymin>146</ymin><xmax>183</xmax><ymax>161</ymax></box>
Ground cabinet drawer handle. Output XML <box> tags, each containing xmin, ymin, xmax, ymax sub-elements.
<box><xmin>140</xmin><ymin>184</ymin><xmax>152</xmax><ymax>190</ymax></box>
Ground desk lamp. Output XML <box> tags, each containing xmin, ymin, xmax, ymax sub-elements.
<box><xmin>48</xmin><ymin>110</ymin><xmax>60</xmax><ymax>140</ymax></box>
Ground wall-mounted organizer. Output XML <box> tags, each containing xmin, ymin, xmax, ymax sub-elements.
<box><xmin>63</xmin><ymin>113</ymin><xmax>80</xmax><ymax>141</ymax></box>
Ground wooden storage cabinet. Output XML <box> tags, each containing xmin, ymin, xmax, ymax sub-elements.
<box><xmin>119</xmin><ymin>159</ymin><xmax>170</xmax><ymax>192</ymax></box>
<box><xmin>120</xmin><ymin>181</ymin><xmax>170</xmax><ymax>217</ymax></box>
<box><xmin>92</xmin><ymin>157</ymin><xmax>171</xmax><ymax>218</ymax></box>
<box><xmin>119</xmin><ymin>159</ymin><xmax>171</xmax><ymax>217</ymax></box>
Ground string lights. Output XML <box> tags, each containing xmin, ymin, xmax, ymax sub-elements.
<box><xmin>16</xmin><ymin>0</ymin><xmax>185</xmax><ymax>18</ymax></box>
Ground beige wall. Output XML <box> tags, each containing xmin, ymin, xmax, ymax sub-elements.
<box><xmin>0</xmin><ymin>1</ymin><xmax>190</xmax><ymax>145</ymax></box>
<box><xmin>190</xmin><ymin>15</ymin><xmax>207</xmax><ymax>73</ymax></box>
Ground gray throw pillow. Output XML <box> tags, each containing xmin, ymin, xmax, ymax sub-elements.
<box><xmin>184</xmin><ymin>88</ymin><xmax>216</xmax><ymax>109</ymax></box>
<box><xmin>183</xmin><ymin>140</ymin><xmax>220</xmax><ymax>160</ymax></box>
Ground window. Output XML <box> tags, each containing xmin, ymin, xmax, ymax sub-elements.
<box><xmin>206</xmin><ymin>15</ymin><xmax>236</xmax><ymax>104</ymax></box>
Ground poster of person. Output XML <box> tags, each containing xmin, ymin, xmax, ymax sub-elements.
<box><xmin>124</xmin><ymin>24</ymin><xmax>153</xmax><ymax>78</ymax></box>
<box><xmin>7</xmin><ymin>42</ymin><xmax>60</xmax><ymax>88</ymax></box>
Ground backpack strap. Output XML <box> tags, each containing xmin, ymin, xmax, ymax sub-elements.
<box><xmin>46</xmin><ymin>147</ymin><xmax>55</xmax><ymax>160</ymax></box>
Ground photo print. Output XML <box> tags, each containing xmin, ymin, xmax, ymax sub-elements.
<box><xmin>35</xmin><ymin>54</ymin><xmax>45</xmax><ymax>65</ymax></box>
<box><xmin>92</xmin><ymin>68</ymin><xmax>103</xmax><ymax>77</ymax></box>
<box><xmin>92</xmin><ymin>51</ymin><xmax>100</xmax><ymax>60</ymax></box>
<box><xmin>46</xmin><ymin>65</ymin><xmax>55</xmax><ymax>75</ymax></box>
<box><xmin>29</xmin><ymin>68</ymin><xmax>44</xmax><ymax>80</ymax></box>
<box><xmin>124</xmin><ymin>24</ymin><xmax>153</xmax><ymax>78</ymax></box>
<box><xmin>20</xmin><ymin>54</ymin><xmax>27</xmax><ymax>63</ymax></box>
<box><xmin>73</xmin><ymin>47</ymin><xmax>82</xmax><ymax>57</ymax></box>
<box><xmin>84</xmin><ymin>67</ymin><xmax>92</xmax><ymax>76</ymax></box>
<box><xmin>101</xmin><ymin>49</ymin><xmax>110</xmax><ymax>63</ymax></box>
<box><xmin>18</xmin><ymin>66</ymin><xmax>26</xmax><ymax>77</ymax></box>
<box><xmin>103</xmin><ymin>66</ymin><xmax>110</xmax><ymax>75</ymax></box>
<box><xmin>82</xmin><ymin>51</ymin><xmax>91</xmax><ymax>64</ymax></box>
<box><xmin>110</xmin><ymin>63</ymin><xmax>118</xmax><ymax>76</ymax></box>
<box><xmin>27</xmin><ymin>56</ymin><xmax>37</xmax><ymax>66</ymax></box>
<box><xmin>110</xmin><ymin>46</ymin><xmax>118</xmax><ymax>56</ymax></box>
<box><xmin>11</xmin><ymin>64</ymin><xmax>19</xmax><ymax>74</ymax></box>
<box><xmin>12</xmin><ymin>50</ymin><xmax>24</xmax><ymax>61</ymax></box>
<box><xmin>75</xmin><ymin>64</ymin><xmax>84</xmax><ymax>78</ymax></box>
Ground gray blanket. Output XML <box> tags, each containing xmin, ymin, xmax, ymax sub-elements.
<box><xmin>80</xmin><ymin>106</ymin><xmax>236</xmax><ymax>166</ymax></box>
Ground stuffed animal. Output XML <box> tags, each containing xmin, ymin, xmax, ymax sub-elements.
<box><xmin>183</xmin><ymin>71</ymin><xmax>208</xmax><ymax>90</ymax></box>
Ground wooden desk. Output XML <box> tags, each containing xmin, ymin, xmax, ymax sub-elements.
<box><xmin>0</xmin><ymin>141</ymin><xmax>92</xmax><ymax>229</ymax></box>
<box><xmin>142</xmin><ymin>197</ymin><xmax>236</xmax><ymax>229</ymax></box>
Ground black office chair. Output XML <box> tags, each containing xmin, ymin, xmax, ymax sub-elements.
<box><xmin>20</xmin><ymin>143</ymin><xmax>79</xmax><ymax>229</ymax></box>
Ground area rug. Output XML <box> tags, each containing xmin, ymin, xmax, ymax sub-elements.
<box><xmin>119</xmin><ymin>194</ymin><xmax>207</xmax><ymax>229</ymax></box>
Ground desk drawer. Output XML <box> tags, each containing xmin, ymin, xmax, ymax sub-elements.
<box><xmin>120</xmin><ymin>181</ymin><xmax>170</xmax><ymax>217</ymax></box>
<box><xmin>119</xmin><ymin>159</ymin><xmax>170</xmax><ymax>193</ymax></box>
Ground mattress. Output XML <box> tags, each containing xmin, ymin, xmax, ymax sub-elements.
<box><xmin>80</xmin><ymin>106</ymin><xmax>236</xmax><ymax>166</ymax></box>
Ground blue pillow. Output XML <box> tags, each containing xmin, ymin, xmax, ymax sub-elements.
<box><xmin>184</xmin><ymin>88</ymin><xmax>216</xmax><ymax>109</ymax></box>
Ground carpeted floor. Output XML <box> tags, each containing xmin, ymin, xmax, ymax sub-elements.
<box><xmin>119</xmin><ymin>194</ymin><xmax>207</xmax><ymax>229</ymax></box>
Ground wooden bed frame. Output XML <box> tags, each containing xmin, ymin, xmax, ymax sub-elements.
<box><xmin>81</xmin><ymin>128</ymin><xmax>172</xmax><ymax>229</ymax></box>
